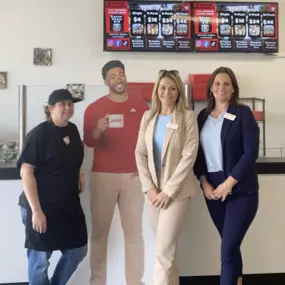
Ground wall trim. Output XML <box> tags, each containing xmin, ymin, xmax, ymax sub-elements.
<box><xmin>2</xmin><ymin>273</ymin><xmax>285</xmax><ymax>285</ymax></box>
<box><xmin>1</xmin><ymin>283</ymin><xmax>28</xmax><ymax>285</ymax></box>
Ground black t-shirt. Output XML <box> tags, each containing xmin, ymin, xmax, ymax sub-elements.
<box><xmin>17</xmin><ymin>121</ymin><xmax>87</xmax><ymax>251</ymax></box>
<box><xmin>18</xmin><ymin>121</ymin><xmax>83</xmax><ymax>205</ymax></box>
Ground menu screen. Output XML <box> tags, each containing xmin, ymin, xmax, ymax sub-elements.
<box><xmin>193</xmin><ymin>2</ymin><xmax>278</xmax><ymax>53</ymax></box>
<box><xmin>104</xmin><ymin>0</ymin><xmax>193</xmax><ymax>52</ymax></box>
<box><xmin>104</xmin><ymin>1</ymin><xmax>279</xmax><ymax>53</ymax></box>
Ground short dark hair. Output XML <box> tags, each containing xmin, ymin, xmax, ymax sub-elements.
<box><xmin>206</xmin><ymin>66</ymin><xmax>239</xmax><ymax>114</ymax></box>
<box><xmin>102</xmin><ymin>60</ymin><xmax>125</xmax><ymax>79</ymax></box>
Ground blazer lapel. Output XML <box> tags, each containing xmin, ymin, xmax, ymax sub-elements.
<box><xmin>221</xmin><ymin>105</ymin><xmax>237</xmax><ymax>147</ymax></box>
<box><xmin>146</xmin><ymin>113</ymin><xmax>158</xmax><ymax>185</ymax></box>
<box><xmin>161</xmin><ymin>112</ymin><xmax>176</xmax><ymax>163</ymax></box>
<box><xmin>198</xmin><ymin>110</ymin><xmax>208</xmax><ymax>132</ymax></box>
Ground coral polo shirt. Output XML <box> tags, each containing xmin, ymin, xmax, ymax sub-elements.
<box><xmin>83</xmin><ymin>95</ymin><xmax>149</xmax><ymax>173</ymax></box>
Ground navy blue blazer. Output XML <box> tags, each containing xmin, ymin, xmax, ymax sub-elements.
<box><xmin>194</xmin><ymin>104</ymin><xmax>260</xmax><ymax>195</ymax></box>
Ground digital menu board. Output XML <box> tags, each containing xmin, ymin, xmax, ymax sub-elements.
<box><xmin>104</xmin><ymin>1</ymin><xmax>279</xmax><ymax>53</ymax></box>
<box><xmin>193</xmin><ymin>2</ymin><xmax>278</xmax><ymax>53</ymax></box>
<box><xmin>104</xmin><ymin>1</ymin><xmax>193</xmax><ymax>52</ymax></box>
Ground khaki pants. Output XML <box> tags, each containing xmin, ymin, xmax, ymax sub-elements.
<box><xmin>90</xmin><ymin>172</ymin><xmax>145</xmax><ymax>285</ymax></box>
<box><xmin>147</xmin><ymin>198</ymin><xmax>191</xmax><ymax>285</ymax></box>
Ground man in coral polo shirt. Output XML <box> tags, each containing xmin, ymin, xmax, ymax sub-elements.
<box><xmin>84</xmin><ymin>60</ymin><xmax>149</xmax><ymax>285</ymax></box>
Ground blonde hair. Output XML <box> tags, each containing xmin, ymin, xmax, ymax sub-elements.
<box><xmin>146</xmin><ymin>71</ymin><xmax>190</xmax><ymax>142</ymax></box>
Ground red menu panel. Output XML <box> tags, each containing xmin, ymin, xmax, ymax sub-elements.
<box><xmin>193</xmin><ymin>2</ymin><xmax>218</xmax><ymax>51</ymax></box>
<box><xmin>189</xmin><ymin>74</ymin><xmax>211</xmax><ymax>101</ymax></box>
<box><xmin>127</xmin><ymin>82</ymin><xmax>154</xmax><ymax>101</ymax></box>
<box><xmin>105</xmin><ymin>1</ymin><xmax>131</xmax><ymax>50</ymax></box>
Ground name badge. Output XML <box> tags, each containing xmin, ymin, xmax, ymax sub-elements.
<box><xmin>108</xmin><ymin>114</ymin><xmax>124</xmax><ymax>128</ymax></box>
<box><xmin>224</xmin><ymin>112</ymin><xmax>236</xmax><ymax>121</ymax></box>
<box><xmin>167</xmin><ymin>122</ymin><xmax>178</xmax><ymax>129</ymax></box>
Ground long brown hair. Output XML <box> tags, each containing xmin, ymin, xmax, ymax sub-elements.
<box><xmin>146</xmin><ymin>70</ymin><xmax>190</xmax><ymax>142</ymax></box>
<box><xmin>206</xmin><ymin>67</ymin><xmax>239</xmax><ymax>114</ymax></box>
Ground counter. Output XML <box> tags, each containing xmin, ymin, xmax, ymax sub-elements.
<box><xmin>1</xmin><ymin>157</ymin><xmax>285</xmax><ymax>180</ymax></box>
<box><xmin>256</xmin><ymin>157</ymin><xmax>285</xmax><ymax>174</ymax></box>
<box><xmin>0</xmin><ymin>162</ymin><xmax>20</xmax><ymax>180</ymax></box>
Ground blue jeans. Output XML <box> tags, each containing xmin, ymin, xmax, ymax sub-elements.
<box><xmin>20</xmin><ymin>207</ymin><xmax>87</xmax><ymax>285</ymax></box>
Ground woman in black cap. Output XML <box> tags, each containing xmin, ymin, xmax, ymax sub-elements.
<box><xmin>17</xmin><ymin>89</ymin><xmax>88</xmax><ymax>285</ymax></box>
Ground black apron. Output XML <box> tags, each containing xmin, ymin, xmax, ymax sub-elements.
<box><xmin>19</xmin><ymin>121</ymin><xmax>88</xmax><ymax>251</ymax></box>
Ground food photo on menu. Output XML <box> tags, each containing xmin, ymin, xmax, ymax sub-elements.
<box><xmin>218</xmin><ymin>10</ymin><xmax>232</xmax><ymax>37</ymax></box>
<box><xmin>198</xmin><ymin>16</ymin><xmax>212</xmax><ymax>33</ymax></box>
<box><xmin>130</xmin><ymin>9</ymin><xmax>145</xmax><ymax>36</ymax></box>
<box><xmin>110</xmin><ymin>14</ymin><xmax>124</xmax><ymax>33</ymax></box>
<box><xmin>161</xmin><ymin>10</ymin><xmax>174</xmax><ymax>37</ymax></box>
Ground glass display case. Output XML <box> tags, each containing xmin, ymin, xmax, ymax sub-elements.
<box><xmin>0</xmin><ymin>86</ymin><xmax>20</xmax><ymax>165</ymax></box>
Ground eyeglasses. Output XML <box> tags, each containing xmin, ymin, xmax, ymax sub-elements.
<box><xmin>158</xmin><ymin>69</ymin><xmax>179</xmax><ymax>76</ymax></box>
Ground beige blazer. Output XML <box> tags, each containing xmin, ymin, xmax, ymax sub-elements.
<box><xmin>135</xmin><ymin>109</ymin><xmax>199</xmax><ymax>200</ymax></box>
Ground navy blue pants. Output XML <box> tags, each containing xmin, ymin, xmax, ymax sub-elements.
<box><xmin>205</xmin><ymin>171</ymin><xmax>258</xmax><ymax>285</ymax></box>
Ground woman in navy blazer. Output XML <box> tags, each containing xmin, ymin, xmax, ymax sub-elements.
<box><xmin>194</xmin><ymin>67</ymin><xmax>260</xmax><ymax>285</ymax></box>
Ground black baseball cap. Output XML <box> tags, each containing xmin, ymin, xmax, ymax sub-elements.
<box><xmin>48</xmin><ymin>89</ymin><xmax>80</xmax><ymax>105</ymax></box>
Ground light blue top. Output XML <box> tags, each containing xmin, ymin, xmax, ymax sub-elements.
<box><xmin>200</xmin><ymin>112</ymin><xmax>225</xmax><ymax>173</ymax></box>
<box><xmin>153</xmin><ymin>114</ymin><xmax>173</xmax><ymax>171</ymax></box>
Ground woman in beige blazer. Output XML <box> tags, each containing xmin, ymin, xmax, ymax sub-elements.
<box><xmin>135</xmin><ymin>70</ymin><xmax>199</xmax><ymax>285</ymax></box>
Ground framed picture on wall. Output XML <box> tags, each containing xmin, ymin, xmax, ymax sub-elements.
<box><xmin>33</xmin><ymin>48</ymin><xmax>52</xmax><ymax>66</ymax></box>
<box><xmin>66</xmin><ymin>83</ymin><xmax>84</xmax><ymax>101</ymax></box>
<box><xmin>0</xmin><ymin>72</ymin><xmax>7</xmax><ymax>89</ymax></box>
